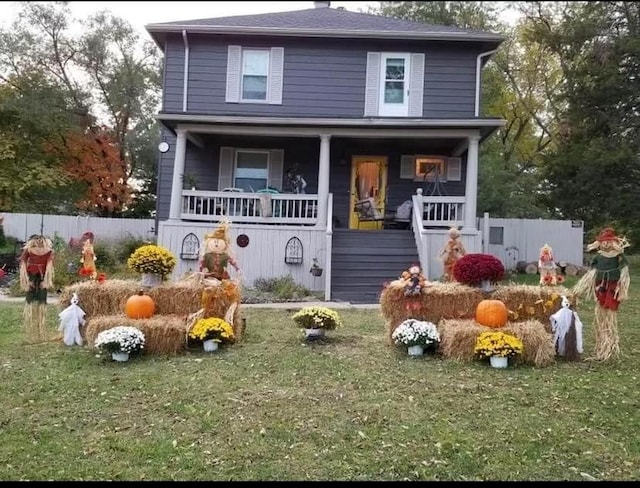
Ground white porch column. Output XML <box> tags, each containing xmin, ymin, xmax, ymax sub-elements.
<box><xmin>168</xmin><ymin>129</ymin><xmax>187</xmax><ymax>220</ymax></box>
<box><xmin>316</xmin><ymin>134</ymin><xmax>331</xmax><ymax>227</ymax></box>
<box><xmin>463</xmin><ymin>135</ymin><xmax>480</xmax><ymax>231</ymax></box>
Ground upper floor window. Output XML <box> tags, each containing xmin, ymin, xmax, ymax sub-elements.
<box><xmin>226</xmin><ymin>46</ymin><xmax>284</xmax><ymax>105</ymax></box>
<box><xmin>241</xmin><ymin>50</ymin><xmax>269</xmax><ymax>101</ymax></box>
<box><xmin>365</xmin><ymin>52</ymin><xmax>425</xmax><ymax>118</ymax></box>
<box><xmin>379</xmin><ymin>53</ymin><xmax>410</xmax><ymax>116</ymax></box>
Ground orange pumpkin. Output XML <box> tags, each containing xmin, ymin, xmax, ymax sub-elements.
<box><xmin>475</xmin><ymin>299</ymin><xmax>508</xmax><ymax>328</ymax></box>
<box><xmin>125</xmin><ymin>290</ymin><xmax>155</xmax><ymax>319</ymax></box>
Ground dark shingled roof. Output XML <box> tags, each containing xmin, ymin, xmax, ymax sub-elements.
<box><xmin>145</xmin><ymin>6</ymin><xmax>504</xmax><ymax>42</ymax></box>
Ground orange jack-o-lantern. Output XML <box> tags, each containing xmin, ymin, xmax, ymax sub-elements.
<box><xmin>125</xmin><ymin>290</ymin><xmax>156</xmax><ymax>319</ymax></box>
<box><xmin>475</xmin><ymin>299</ymin><xmax>508</xmax><ymax>328</ymax></box>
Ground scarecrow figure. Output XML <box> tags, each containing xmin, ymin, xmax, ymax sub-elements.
<box><xmin>573</xmin><ymin>227</ymin><xmax>630</xmax><ymax>361</ymax></box>
<box><xmin>549</xmin><ymin>295</ymin><xmax>584</xmax><ymax>361</ymax></box>
<box><xmin>439</xmin><ymin>227</ymin><xmax>466</xmax><ymax>282</ymax></box>
<box><xmin>58</xmin><ymin>292</ymin><xmax>85</xmax><ymax>346</ymax></box>
<box><xmin>199</xmin><ymin>218</ymin><xmax>241</xmax><ymax>281</ymax></box>
<box><xmin>19</xmin><ymin>234</ymin><xmax>55</xmax><ymax>342</ymax></box>
<box><xmin>538</xmin><ymin>243</ymin><xmax>561</xmax><ymax>286</ymax></box>
<box><xmin>79</xmin><ymin>235</ymin><xmax>97</xmax><ymax>279</ymax></box>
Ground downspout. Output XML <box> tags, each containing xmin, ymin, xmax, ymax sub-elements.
<box><xmin>475</xmin><ymin>49</ymin><xmax>498</xmax><ymax>117</ymax></box>
<box><xmin>182</xmin><ymin>29</ymin><xmax>189</xmax><ymax>112</ymax></box>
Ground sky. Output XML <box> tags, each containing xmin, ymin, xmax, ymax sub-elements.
<box><xmin>2</xmin><ymin>1</ymin><xmax>519</xmax><ymax>34</ymax></box>
<box><xmin>1</xmin><ymin>2</ymin><xmax>377</xmax><ymax>32</ymax></box>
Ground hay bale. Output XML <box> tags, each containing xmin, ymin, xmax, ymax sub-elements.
<box><xmin>437</xmin><ymin>319</ymin><xmax>556</xmax><ymax>367</ymax></box>
<box><xmin>58</xmin><ymin>279</ymin><xmax>242</xmax><ymax>318</ymax></box>
<box><xmin>380</xmin><ymin>281</ymin><xmax>484</xmax><ymax>343</ymax></box>
<box><xmin>85</xmin><ymin>315</ymin><xmax>189</xmax><ymax>355</ymax></box>
<box><xmin>492</xmin><ymin>284</ymin><xmax>574</xmax><ymax>325</ymax></box>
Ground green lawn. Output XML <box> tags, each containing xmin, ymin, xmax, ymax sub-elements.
<box><xmin>1</xmin><ymin>268</ymin><xmax>640</xmax><ymax>480</ymax></box>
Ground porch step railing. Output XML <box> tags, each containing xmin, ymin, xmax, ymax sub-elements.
<box><xmin>180</xmin><ymin>190</ymin><xmax>318</xmax><ymax>225</ymax></box>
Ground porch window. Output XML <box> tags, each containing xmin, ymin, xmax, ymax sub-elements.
<box><xmin>234</xmin><ymin>150</ymin><xmax>269</xmax><ymax>192</ymax></box>
<box><xmin>241</xmin><ymin>49</ymin><xmax>269</xmax><ymax>101</ymax></box>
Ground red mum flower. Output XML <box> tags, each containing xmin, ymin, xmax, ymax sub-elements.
<box><xmin>543</xmin><ymin>274</ymin><xmax>553</xmax><ymax>284</ymax></box>
<box><xmin>452</xmin><ymin>253</ymin><xmax>505</xmax><ymax>286</ymax></box>
<box><xmin>97</xmin><ymin>273</ymin><xmax>107</xmax><ymax>283</ymax></box>
<box><xmin>556</xmin><ymin>275</ymin><xmax>565</xmax><ymax>284</ymax></box>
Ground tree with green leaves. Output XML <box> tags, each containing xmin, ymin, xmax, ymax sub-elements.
<box><xmin>0</xmin><ymin>1</ymin><xmax>161</xmax><ymax>217</ymax></box>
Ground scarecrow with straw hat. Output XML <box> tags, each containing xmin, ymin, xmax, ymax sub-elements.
<box><xmin>19</xmin><ymin>234</ymin><xmax>55</xmax><ymax>342</ymax></box>
<box><xmin>199</xmin><ymin>218</ymin><xmax>240</xmax><ymax>281</ymax></box>
<box><xmin>573</xmin><ymin>227</ymin><xmax>631</xmax><ymax>361</ymax></box>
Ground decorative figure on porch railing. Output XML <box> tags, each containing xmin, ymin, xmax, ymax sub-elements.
<box><xmin>439</xmin><ymin>227</ymin><xmax>466</xmax><ymax>282</ymax></box>
<box><xmin>573</xmin><ymin>227</ymin><xmax>631</xmax><ymax>361</ymax></box>
<box><xmin>19</xmin><ymin>234</ymin><xmax>55</xmax><ymax>342</ymax></box>
<box><xmin>199</xmin><ymin>218</ymin><xmax>241</xmax><ymax>281</ymax></box>
<box><xmin>538</xmin><ymin>243</ymin><xmax>562</xmax><ymax>286</ymax></box>
<box><xmin>285</xmin><ymin>167</ymin><xmax>307</xmax><ymax>194</ymax></box>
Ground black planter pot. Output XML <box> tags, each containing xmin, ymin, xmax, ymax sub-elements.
<box><xmin>310</xmin><ymin>267</ymin><xmax>323</xmax><ymax>277</ymax></box>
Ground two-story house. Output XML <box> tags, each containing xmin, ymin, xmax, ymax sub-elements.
<box><xmin>145</xmin><ymin>1</ymin><xmax>505</xmax><ymax>303</ymax></box>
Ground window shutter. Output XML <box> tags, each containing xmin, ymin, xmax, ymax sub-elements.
<box><xmin>408</xmin><ymin>53</ymin><xmax>425</xmax><ymax>117</ymax></box>
<box><xmin>225</xmin><ymin>45</ymin><xmax>241</xmax><ymax>103</ymax></box>
<box><xmin>364</xmin><ymin>52</ymin><xmax>381</xmax><ymax>117</ymax></box>
<box><xmin>269</xmin><ymin>47</ymin><xmax>284</xmax><ymax>105</ymax></box>
<box><xmin>218</xmin><ymin>147</ymin><xmax>234</xmax><ymax>190</ymax></box>
<box><xmin>400</xmin><ymin>155</ymin><xmax>415</xmax><ymax>179</ymax></box>
<box><xmin>268</xmin><ymin>149</ymin><xmax>284</xmax><ymax>190</ymax></box>
<box><xmin>446</xmin><ymin>157</ymin><xmax>462</xmax><ymax>181</ymax></box>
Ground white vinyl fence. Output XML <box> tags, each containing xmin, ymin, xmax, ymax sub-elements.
<box><xmin>478</xmin><ymin>216</ymin><xmax>585</xmax><ymax>269</ymax></box>
<box><xmin>1</xmin><ymin>213</ymin><xmax>156</xmax><ymax>244</ymax></box>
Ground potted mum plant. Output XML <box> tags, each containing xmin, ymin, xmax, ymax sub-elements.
<box><xmin>474</xmin><ymin>330</ymin><xmax>523</xmax><ymax>368</ymax></box>
<box><xmin>292</xmin><ymin>306</ymin><xmax>342</xmax><ymax>340</ymax></box>
<box><xmin>188</xmin><ymin>317</ymin><xmax>235</xmax><ymax>352</ymax></box>
<box><xmin>127</xmin><ymin>244</ymin><xmax>177</xmax><ymax>287</ymax></box>
<box><xmin>391</xmin><ymin>319</ymin><xmax>441</xmax><ymax>356</ymax></box>
<box><xmin>452</xmin><ymin>253</ymin><xmax>505</xmax><ymax>292</ymax></box>
<box><xmin>94</xmin><ymin>326</ymin><xmax>146</xmax><ymax>362</ymax></box>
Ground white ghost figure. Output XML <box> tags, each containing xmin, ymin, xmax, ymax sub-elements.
<box><xmin>549</xmin><ymin>295</ymin><xmax>584</xmax><ymax>357</ymax></box>
<box><xmin>58</xmin><ymin>292</ymin><xmax>86</xmax><ymax>346</ymax></box>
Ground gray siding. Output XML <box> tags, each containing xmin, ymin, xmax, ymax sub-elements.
<box><xmin>156</xmin><ymin>132</ymin><xmax>470</xmax><ymax>224</ymax></box>
<box><xmin>163</xmin><ymin>39</ymin><xmax>185</xmax><ymax>112</ymax></box>
<box><xmin>162</xmin><ymin>34</ymin><xmax>483</xmax><ymax>119</ymax></box>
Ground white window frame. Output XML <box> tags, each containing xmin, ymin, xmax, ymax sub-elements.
<box><xmin>240</xmin><ymin>48</ymin><xmax>270</xmax><ymax>103</ymax></box>
<box><xmin>378</xmin><ymin>53</ymin><xmax>411</xmax><ymax>117</ymax></box>
<box><xmin>233</xmin><ymin>149</ymin><xmax>270</xmax><ymax>191</ymax></box>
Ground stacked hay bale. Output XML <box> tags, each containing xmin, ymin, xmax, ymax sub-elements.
<box><xmin>380</xmin><ymin>280</ymin><xmax>575</xmax><ymax>367</ymax></box>
<box><xmin>58</xmin><ymin>278</ymin><xmax>244</xmax><ymax>355</ymax></box>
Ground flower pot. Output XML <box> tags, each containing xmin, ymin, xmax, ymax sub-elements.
<box><xmin>480</xmin><ymin>279</ymin><xmax>494</xmax><ymax>292</ymax></box>
<box><xmin>304</xmin><ymin>328</ymin><xmax>325</xmax><ymax>339</ymax></box>
<box><xmin>407</xmin><ymin>344</ymin><xmax>425</xmax><ymax>356</ymax></box>
<box><xmin>310</xmin><ymin>268</ymin><xmax>323</xmax><ymax>277</ymax></box>
<box><xmin>203</xmin><ymin>339</ymin><xmax>219</xmax><ymax>352</ymax></box>
<box><xmin>490</xmin><ymin>355</ymin><xmax>508</xmax><ymax>368</ymax></box>
<box><xmin>112</xmin><ymin>351</ymin><xmax>130</xmax><ymax>362</ymax></box>
<box><xmin>141</xmin><ymin>272</ymin><xmax>162</xmax><ymax>288</ymax></box>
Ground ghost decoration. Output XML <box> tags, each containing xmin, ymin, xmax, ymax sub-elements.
<box><xmin>58</xmin><ymin>292</ymin><xmax>86</xmax><ymax>346</ymax></box>
<box><xmin>549</xmin><ymin>295</ymin><xmax>584</xmax><ymax>361</ymax></box>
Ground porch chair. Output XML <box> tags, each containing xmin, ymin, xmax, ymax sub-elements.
<box><xmin>354</xmin><ymin>197</ymin><xmax>385</xmax><ymax>229</ymax></box>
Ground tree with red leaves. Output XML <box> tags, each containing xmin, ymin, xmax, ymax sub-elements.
<box><xmin>48</xmin><ymin>129</ymin><xmax>132</xmax><ymax>215</ymax></box>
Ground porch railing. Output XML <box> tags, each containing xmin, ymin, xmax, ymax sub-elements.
<box><xmin>180</xmin><ymin>190</ymin><xmax>319</xmax><ymax>225</ymax></box>
<box><xmin>416</xmin><ymin>189</ymin><xmax>465</xmax><ymax>228</ymax></box>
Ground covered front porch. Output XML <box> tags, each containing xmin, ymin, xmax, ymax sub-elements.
<box><xmin>156</xmin><ymin>116</ymin><xmax>502</xmax><ymax>297</ymax></box>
